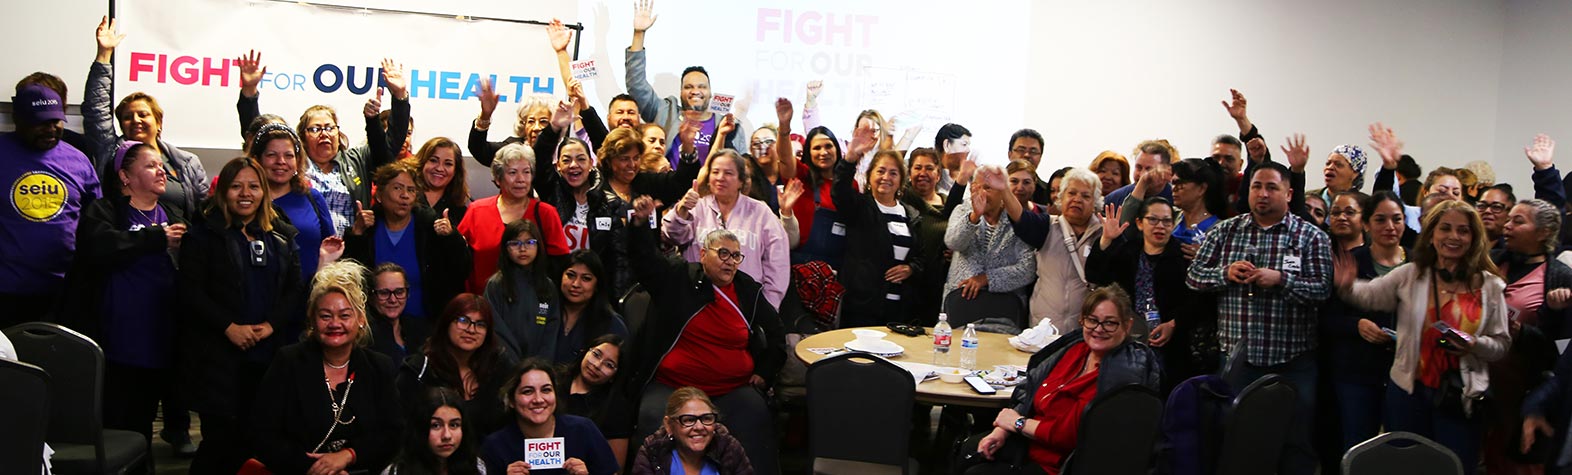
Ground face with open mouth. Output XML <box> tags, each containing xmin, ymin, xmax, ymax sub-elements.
<box><xmin>379</xmin><ymin>172</ymin><xmax>418</xmax><ymax>220</ymax></box>
<box><xmin>665</xmin><ymin>399</ymin><xmax>718</xmax><ymax>457</ymax></box>
<box><xmin>680</xmin><ymin>71</ymin><xmax>711</xmax><ymax>111</ymax></box>
<box><xmin>511</xmin><ymin>369</ymin><xmax>556</xmax><ymax>426</ymax></box>
<box><xmin>609</xmin><ymin>98</ymin><xmax>641</xmax><ymax>129</ymax></box>
<box><xmin>1323</xmin><ymin>153</ymin><xmax>1356</xmax><ymax>193</ymax></box>
<box><xmin>1138</xmin><ymin>202</ymin><xmax>1174</xmax><ymax>248</ymax></box>
<box><xmin>557</xmin><ymin>142</ymin><xmax>593</xmax><ymax>189</ymax></box>
<box><xmin>1502</xmin><ymin>203</ymin><xmax>1545</xmax><ymax>255</ymax></box>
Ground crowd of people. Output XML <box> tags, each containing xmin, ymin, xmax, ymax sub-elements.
<box><xmin>10</xmin><ymin>4</ymin><xmax>1572</xmax><ymax>474</ymax></box>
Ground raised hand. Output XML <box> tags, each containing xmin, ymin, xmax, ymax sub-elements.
<box><xmin>846</xmin><ymin>120</ymin><xmax>878</xmax><ymax>162</ymax></box>
<box><xmin>1134</xmin><ymin>165</ymin><xmax>1170</xmax><ymax>198</ymax></box>
<box><xmin>716</xmin><ymin>113</ymin><xmax>737</xmax><ymax>139</ymax></box>
<box><xmin>632</xmin><ymin>0</ymin><xmax>658</xmax><ymax>32</ymax></box>
<box><xmin>319</xmin><ymin>235</ymin><xmax>345</xmax><ymax>263</ymax></box>
<box><xmin>434</xmin><ymin>209</ymin><xmax>454</xmax><ymax>236</ymax></box>
<box><xmin>95</xmin><ymin>16</ymin><xmax>126</xmax><ymax>62</ymax></box>
<box><xmin>351</xmin><ymin>201</ymin><xmax>375</xmax><ymax>235</ymax></box>
<box><xmin>779</xmin><ymin>179</ymin><xmax>805</xmax><ymax>212</ymax></box>
<box><xmin>1245</xmin><ymin>137</ymin><xmax>1268</xmax><ymax>164</ymax></box>
<box><xmin>1281</xmin><ymin>133</ymin><xmax>1310</xmax><ymax>173</ymax></box>
<box><xmin>1221</xmin><ymin>88</ymin><xmax>1247</xmax><ymax>122</ymax></box>
<box><xmin>566</xmin><ymin>78</ymin><xmax>587</xmax><ymax>112</ymax></box>
<box><xmin>238</xmin><ymin>50</ymin><xmax>266</xmax><ymax>97</ymax></box>
<box><xmin>476</xmin><ymin>78</ymin><xmax>500</xmax><ymax>121</ymax></box>
<box><xmin>381</xmin><ymin>58</ymin><xmax>408</xmax><ymax>100</ymax></box>
<box><xmin>363</xmin><ymin>87</ymin><xmax>384</xmax><ymax>118</ymax></box>
<box><xmin>550</xmin><ymin>98</ymin><xmax>576</xmax><ymax>131</ymax></box>
<box><xmin>977</xmin><ymin>165</ymin><xmax>1007</xmax><ymax>192</ymax></box>
<box><xmin>676</xmin><ymin>179</ymin><xmax>702</xmax><ymax>218</ymax></box>
<box><xmin>969</xmin><ymin>182</ymin><xmax>989</xmax><ymax>218</ymax></box>
<box><xmin>805</xmin><ymin>79</ymin><xmax>824</xmax><ymax>108</ymax></box>
<box><xmin>775</xmin><ymin>98</ymin><xmax>794</xmax><ymax>129</ymax></box>
<box><xmin>1099</xmin><ymin>203</ymin><xmax>1128</xmax><ymax>249</ymax></box>
<box><xmin>547</xmin><ymin>18</ymin><xmax>572</xmax><ymax>53</ymax></box>
<box><xmin>1333</xmin><ymin>249</ymin><xmax>1356</xmax><ymax>292</ymax></box>
<box><xmin>1526</xmin><ymin>133</ymin><xmax>1557</xmax><ymax>171</ymax></box>
<box><xmin>1367</xmin><ymin>122</ymin><xmax>1404</xmax><ymax>169</ymax></box>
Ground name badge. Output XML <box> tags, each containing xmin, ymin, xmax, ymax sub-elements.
<box><xmin>595</xmin><ymin>217</ymin><xmax>612</xmax><ymax>231</ymax></box>
<box><xmin>887</xmin><ymin>221</ymin><xmax>910</xmax><ymax>237</ymax></box>
<box><xmin>831</xmin><ymin>222</ymin><xmax>847</xmax><ymax>236</ymax></box>
<box><xmin>1282</xmin><ymin>255</ymin><xmax>1302</xmax><ymax>273</ymax></box>
<box><xmin>535</xmin><ymin>316</ymin><xmax>548</xmax><ymax>325</ymax></box>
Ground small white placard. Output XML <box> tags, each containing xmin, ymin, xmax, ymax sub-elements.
<box><xmin>708</xmin><ymin>94</ymin><xmax>735</xmax><ymax>115</ymax></box>
<box><xmin>525</xmin><ymin>437</ymin><xmax>566</xmax><ymax>470</ymax></box>
<box><xmin>571</xmin><ymin>60</ymin><xmax>598</xmax><ymax>80</ymax></box>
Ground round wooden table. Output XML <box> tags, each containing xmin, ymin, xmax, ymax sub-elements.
<box><xmin>794</xmin><ymin>327</ymin><xmax>1033</xmax><ymax>408</ymax></box>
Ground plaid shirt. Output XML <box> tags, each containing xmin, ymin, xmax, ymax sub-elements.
<box><xmin>305</xmin><ymin>165</ymin><xmax>352</xmax><ymax>235</ymax></box>
<box><xmin>1187</xmin><ymin>212</ymin><xmax>1332</xmax><ymax>366</ymax></box>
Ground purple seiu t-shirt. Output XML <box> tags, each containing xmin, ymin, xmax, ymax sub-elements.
<box><xmin>0</xmin><ymin>133</ymin><xmax>102</xmax><ymax>294</ymax></box>
<box><xmin>666</xmin><ymin>114</ymin><xmax>718</xmax><ymax>169</ymax></box>
<box><xmin>102</xmin><ymin>203</ymin><xmax>177</xmax><ymax>368</ymax></box>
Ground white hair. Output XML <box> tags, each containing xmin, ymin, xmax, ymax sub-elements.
<box><xmin>490</xmin><ymin>143</ymin><xmax>536</xmax><ymax>182</ymax></box>
<box><xmin>1058</xmin><ymin>167</ymin><xmax>1104</xmax><ymax>208</ymax></box>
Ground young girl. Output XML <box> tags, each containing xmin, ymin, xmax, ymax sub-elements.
<box><xmin>483</xmin><ymin>219</ymin><xmax>560</xmax><ymax>360</ymax></box>
<box><xmin>383</xmin><ymin>387</ymin><xmax>485</xmax><ymax>475</ymax></box>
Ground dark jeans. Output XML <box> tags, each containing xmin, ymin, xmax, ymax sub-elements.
<box><xmin>1333</xmin><ymin>380</ymin><xmax>1385</xmax><ymax>452</ymax></box>
<box><xmin>103</xmin><ymin>362</ymin><xmax>168</xmax><ymax>442</ymax></box>
<box><xmin>1384</xmin><ymin>380</ymin><xmax>1483</xmax><ymax>475</ymax></box>
<box><xmin>953</xmin><ymin>432</ymin><xmax>1048</xmax><ymax>475</ymax></box>
<box><xmin>190</xmin><ymin>360</ymin><xmax>267</xmax><ymax>474</ymax></box>
<box><xmin>638</xmin><ymin>382</ymin><xmax>778</xmax><ymax>475</ymax></box>
<box><xmin>1224</xmin><ymin>351</ymin><xmax>1319</xmax><ymax>475</ymax></box>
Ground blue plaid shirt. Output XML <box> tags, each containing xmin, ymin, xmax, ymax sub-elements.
<box><xmin>305</xmin><ymin>164</ymin><xmax>352</xmax><ymax>235</ymax></box>
<box><xmin>1186</xmin><ymin>212</ymin><xmax>1332</xmax><ymax>366</ymax></box>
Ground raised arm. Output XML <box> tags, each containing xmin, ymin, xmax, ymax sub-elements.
<box><xmin>774</xmin><ymin>98</ymin><xmax>800</xmax><ymax>182</ymax></box>
<box><xmin>236</xmin><ymin>50</ymin><xmax>265</xmax><ymax>141</ymax></box>
<box><xmin>1526</xmin><ymin>134</ymin><xmax>1566</xmax><ymax>209</ymax></box>
<box><xmin>625</xmin><ymin>0</ymin><xmax>663</xmax><ymax>122</ymax></box>
<box><xmin>469</xmin><ymin>78</ymin><xmax>503</xmax><ymax>166</ymax></box>
<box><xmin>83</xmin><ymin>17</ymin><xmax>126</xmax><ymax>168</ymax></box>
<box><xmin>547</xmin><ymin>18</ymin><xmax>574</xmax><ymax>89</ymax></box>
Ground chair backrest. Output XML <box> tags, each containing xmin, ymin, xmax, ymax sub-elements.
<box><xmin>0</xmin><ymin>358</ymin><xmax>50</xmax><ymax>474</ymax></box>
<box><xmin>1342</xmin><ymin>431</ymin><xmax>1463</xmax><ymax>475</ymax></box>
<box><xmin>617</xmin><ymin>284</ymin><xmax>651</xmax><ymax>339</ymax></box>
<box><xmin>807</xmin><ymin>353</ymin><xmax>915</xmax><ymax>470</ymax></box>
<box><xmin>1158</xmin><ymin>375</ymin><xmax>1235</xmax><ymax>475</ymax></box>
<box><xmin>4</xmin><ymin>323</ymin><xmax>106</xmax><ymax>448</ymax></box>
<box><xmin>1215</xmin><ymin>374</ymin><xmax>1297</xmax><ymax>475</ymax></box>
<box><xmin>941</xmin><ymin>289</ymin><xmax>1025</xmax><ymax>333</ymax></box>
<box><xmin>1065</xmin><ymin>384</ymin><xmax>1164</xmax><ymax>475</ymax></box>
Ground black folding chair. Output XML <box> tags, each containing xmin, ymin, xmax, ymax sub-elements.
<box><xmin>0</xmin><ymin>358</ymin><xmax>50</xmax><ymax>474</ymax></box>
<box><xmin>942</xmin><ymin>289</ymin><xmax>1025</xmax><ymax>334</ymax></box>
<box><xmin>5</xmin><ymin>322</ymin><xmax>150</xmax><ymax>474</ymax></box>
<box><xmin>617</xmin><ymin>284</ymin><xmax>651</xmax><ymax>339</ymax></box>
<box><xmin>1214</xmin><ymin>374</ymin><xmax>1297</xmax><ymax>475</ymax></box>
<box><xmin>1062</xmin><ymin>384</ymin><xmax>1164</xmax><ymax>475</ymax></box>
<box><xmin>807</xmin><ymin>353</ymin><xmax>917</xmax><ymax>474</ymax></box>
<box><xmin>1342</xmin><ymin>431</ymin><xmax>1463</xmax><ymax>475</ymax></box>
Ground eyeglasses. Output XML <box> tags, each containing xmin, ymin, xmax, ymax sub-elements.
<box><xmin>709</xmin><ymin>247</ymin><xmax>745</xmax><ymax>263</ymax></box>
<box><xmin>455</xmin><ymin>316</ymin><xmax>489</xmax><ymax>331</ymax></box>
<box><xmin>1478</xmin><ymin>202</ymin><xmax>1510</xmax><ymax>214</ymax></box>
<box><xmin>1010</xmin><ymin>147</ymin><xmax>1043</xmax><ymax>158</ymax></box>
<box><xmin>674</xmin><ymin>413</ymin><xmax>720</xmax><ymax>427</ymax></box>
<box><xmin>587</xmin><ymin>348</ymin><xmax>618</xmax><ymax>372</ymax></box>
<box><xmin>1141</xmin><ymin>217</ymin><xmax>1175</xmax><ymax>227</ymax></box>
<box><xmin>374</xmin><ymin>287</ymin><xmax>409</xmax><ymax>300</ymax></box>
<box><xmin>305</xmin><ymin>125</ymin><xmax>340</xmax><ymax>135</ymax></box>
<box><xmin>1080</xmin><ymin>316</ymin><xmax>1123</xmax><ymax>332</ymax></box>
<box><xmin>1330</xmin><ymin>208</ymin><xmax>1361</xmax><ymax>218</ymax></box>
<box><xmin>506</xmin><ymin>239</ymin><xmax>539</xmax><ymax>250</ymax></box>
<box><xmin>750</xmin><ymin>139</ymin><xmax>776</xmax><ymax>149</ymax></box>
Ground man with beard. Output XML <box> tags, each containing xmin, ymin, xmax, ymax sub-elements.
<box><xmin>625</xmin><ymin>0</ymin><xmax>743</xmax><ymax>169</ymax></box>
<box><xmin>606</xmin><ymin>94</ymin><xmax>642</xmax><ymax>130</ymax></box>
<box><xmin>0</xmin><ymin>84</ymin><xmax>103</xmax><ymax>326</ymax></box>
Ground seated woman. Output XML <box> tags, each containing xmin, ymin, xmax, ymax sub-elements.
<box><xmin>382</xmin><ymin>387</ymin><xmax>485</xmax><ymax>475</ymax></box>
<box><xmin>1087</xmin><ymin>197</ymin><xmax>1214</xmax><ymax>393</ymax></box>
<box><xmin>400</xmin><ymin>294</ymin><xmax>519</xmax><ymax>438</ymax></box>
<box><xmin>253</xmin><ymin>260</ymin><xmax>404</xmax><ymax>474</ymax></box>
<box><xmin>481</xmin><ymin>358</ymin><xmax>619</xmax><ymax>475</ymax></box>
<box><xmin>367</xmin><ymin>263</ymin><xmax>430</xmax><ymax>363</ymax></box>
<box><xmin>345</xmin><ymin>160</ymin><xmax>473</xmax><ymax>318</ymax></box>
<box><xmin>631</xmin><ymin>386</ymin><xmax>752</xmax><ymax>475</ymax></box>
<box><xmin>629</xmin><ymin>196</ymin><xmax>786</xmax><ymax>475</ymax></box>
<box><xmin>961</xmin><ymin>285</ymin><xmax>1160</xmax><ymax>475</ymax></box>
<box><xmin>550</xmin><ymin>251</ymin><xmax>629</xmax><ymax>363</ymax></box>
<box><xmin>486</xmin><ymin>220</ymin><xmax>562</xmax><ymax>359</ymax></box>
<box><xmin>943</xmin><ymin>176</ymin><xmax>1037</xmax><ymax>331</ymax></box>
<box><xmin>564</xmin><ymin>335</ymin><xmax>633</xmax><ymax>469</ymax></box>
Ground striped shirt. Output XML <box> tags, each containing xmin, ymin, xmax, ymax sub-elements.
<box><xmin>305</xmin><ymin>164</ymin><xmax>353</xmax><ymax>235</ymax></box>
<box><xmin>879</xmin><ymin>201</ymin><xmax>913</xmax><ymax>302</ymax></box>
<box><xmin>1186</xmin><ymin>212</ymin><xmax>1332</xmax><ymax>366</ymax></box>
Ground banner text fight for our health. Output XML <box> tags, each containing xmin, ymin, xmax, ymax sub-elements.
<box><xmin>126</xmin><ymin>52</ymin><xmax>555</xmax><ymax>102</ymax></box>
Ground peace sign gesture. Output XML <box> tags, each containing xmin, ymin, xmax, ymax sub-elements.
<box><xmin>1098</xmin><ymin>203</ymin><xmax>1128</xmax><ymax>250</ymax></box>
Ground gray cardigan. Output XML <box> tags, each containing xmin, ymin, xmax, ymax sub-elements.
<box><xmin>943</xmin><ymin>198</ymin><xmax>1037</xmax><ymax>308</ymax></box>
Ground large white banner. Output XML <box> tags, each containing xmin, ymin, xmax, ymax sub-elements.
<box><xmin>114</xmin><ymin>0</ymin><xmax>567</xmax><ymax>153</ymax></box>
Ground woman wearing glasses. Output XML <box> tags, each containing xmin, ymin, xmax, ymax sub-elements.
<box><xmin>400</xmin><ymin>294</ymin><xmax>518</xmax><ymax>437</ymax></box>
<box><xmin>344</xmin><ymin>161</ymin><xmax>472</xmax><ymax>319</ymax></box>
<box><xmin>367</xmin><ymin>263</ymin><xmax>430</xmax><ymax>362</ymax></box>
<box><xmin>565</xmin><ymin>334</ymin><xmax>634</xmax><ymax>469</ymax></box>
<box><xmin>483</xmin><ymin>358</ymin><xmax>619</xmax><ymax>475</ymax></box>
<box><xmin>1086</xmin><ymin>197</ymin><xmax>1214</xmax><ymax>394</ymax></box>
<box><xmin>661</xmin><ymin>149</ymin><xmax>790</xmax><ymax>309</ymax></box>
<box><xmin>252</xmin><ymin>260</ymin><xmax>404</xmax><ymax>474</ymax></box>
<box><xmin>632</xmin><ymin>386</ymin><xmax>753</xmax><ymax>475</ymax></box>
<box><xmin>962</xmin><ymin>285</ymin><xmax>1160</xmax><ymax>475</ymax></box>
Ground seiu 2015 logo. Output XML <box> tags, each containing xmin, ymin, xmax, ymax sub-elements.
<box><xmin>127</xmin><ymin>52</ymin><xmax>553</xmax><ymax>103</ymax></box>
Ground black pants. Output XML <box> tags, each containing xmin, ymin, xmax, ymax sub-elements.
<box><xmin>953</xmin><ymin>432</ymin><xmax>1048</xmax><ymax>475</ymax></box>
<box><xmin>0</xmin><ymin>290</ymin><xmax>62</xmax><ymax>328</ymax></box>
<box><xmin>103</xmin><ymin>362</ymin><xmax>168</xmax><ymax>442</ymax></box>
<box><xmin>189</xmin><ymin>360</ymin><xmax>267</xmax><ymax>474</ymax></box>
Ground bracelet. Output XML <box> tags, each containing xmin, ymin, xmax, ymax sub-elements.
<box><xmin>345</xmin><ymin>447</ymin><xmax>357</xmax><ymax>464</ymax></box>
<box><xmin>475</xmin><ymin>118</ymin><xmax>492</xmax><ymax>130</ymax></box>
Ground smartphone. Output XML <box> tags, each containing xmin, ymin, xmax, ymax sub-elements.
<box><xmin>963</xmin><ymin>375</ymin><xmax>996</xmax><ymax>395</ymax></box>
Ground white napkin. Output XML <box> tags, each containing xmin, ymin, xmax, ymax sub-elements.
<box><xmin>1009</xmin><ymin>318</ymin><xmax>1060</xmax><ymax>353</ymax></box>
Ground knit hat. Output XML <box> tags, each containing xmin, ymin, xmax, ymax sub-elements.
<box><xmin>1331</xmin><ymin>144</ymin><xmax>1367</xmax><ymax>190</ymax></box>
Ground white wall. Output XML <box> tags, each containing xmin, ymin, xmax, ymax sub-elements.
<box><xmin>1026</xmin><ymin>0</ymin><xmax>1508</xmax><ymax>193</ymax></box>
<box><xmin>1494</xmin><ymin>0</ymin><xmax>1572</xmax><ymax>194</ymax></box>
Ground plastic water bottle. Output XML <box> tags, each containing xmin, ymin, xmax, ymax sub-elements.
<box><xmin>959</xmin><ymin>323</ymin><xmax>980</xmax><ymax>371</ymax></box>
<box><xmin>933</xmin><ymin>313</ymin><xmax>952</xmax><ymax>366</ymax></box>
<box><xmin>1144</xmin><ymin>297</ymin><xmax>1162</xmax><ymax>340</ymax></box>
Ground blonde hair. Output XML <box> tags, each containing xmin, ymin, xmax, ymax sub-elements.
<box><xmin>305</xmin><ymin>260</ymin><xmax>373</xmax><ymax>347</ymax></box>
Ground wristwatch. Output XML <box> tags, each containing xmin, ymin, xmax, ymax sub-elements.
<box><xmin>1014</xmin><ymin>417</ymin><xmax>1026</xmax><ymax>432</ymax></box>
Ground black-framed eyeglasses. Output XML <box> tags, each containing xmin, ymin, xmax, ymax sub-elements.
<box><xmin>374</xmin><ymin>287</ymin><xmax>409</xmax><ymax>300</ymax></box>
<box><xmin>709</xmin><ymin>247</ymin><xmax>744</xmax><ymax>263</ymax></box>
<box><xmin>1141</xmin><ymin>217</ymin><xmax>1175</xmax><ymax>227</ymax></box>
<box><xmin>675</xmin><ymin>413</ymin><xmax>720</xmax><ymax>427</ymax></box>
<box><xmin>455</xmin><ymin>316</ymin><xmax>489</xmax><ymax>331</ymax></box>
<box><xmin>506</xmin><ymin>239</ymin><xmax>539</xmax><ymax>250</ymax></box>
<box><xmin>1478</xmin><ymin>202</ymin><xmax>1510</xmax><ymax>214</ymax></box>
<box><xmin>1080</xmin><ymin>316</ymin><xmax>1123</xmax><ymax>332</ymax></box>
<box><xmin>305</xmin><ymin>125</ymin><xmax>340</xmax><ymax>134</ymax></box>
<box><xmin>1010</xmin><ymin>147</ymin><xmax>1043</xmax><ymax>157</ymax></box>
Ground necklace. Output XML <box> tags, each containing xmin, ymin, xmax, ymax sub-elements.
<box><xmin>312</xmin><ymin>372</ymin><xmax>358</xmax><ymax>453</ymax></box>
<box><xmin>325</xmin><ymin>358</ymin><xmax>349</xmax><ymax>370</ymax></box>
<box><xmin>131</xmin><ymin>202</ymin><xmax>158</xmax><ymax>223</ymax></box>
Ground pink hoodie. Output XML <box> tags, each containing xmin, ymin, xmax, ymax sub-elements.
<box><xmin>661</xmin><ymin>194</ymin><xmax>789</xmax><ymax>309</ymax></box>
